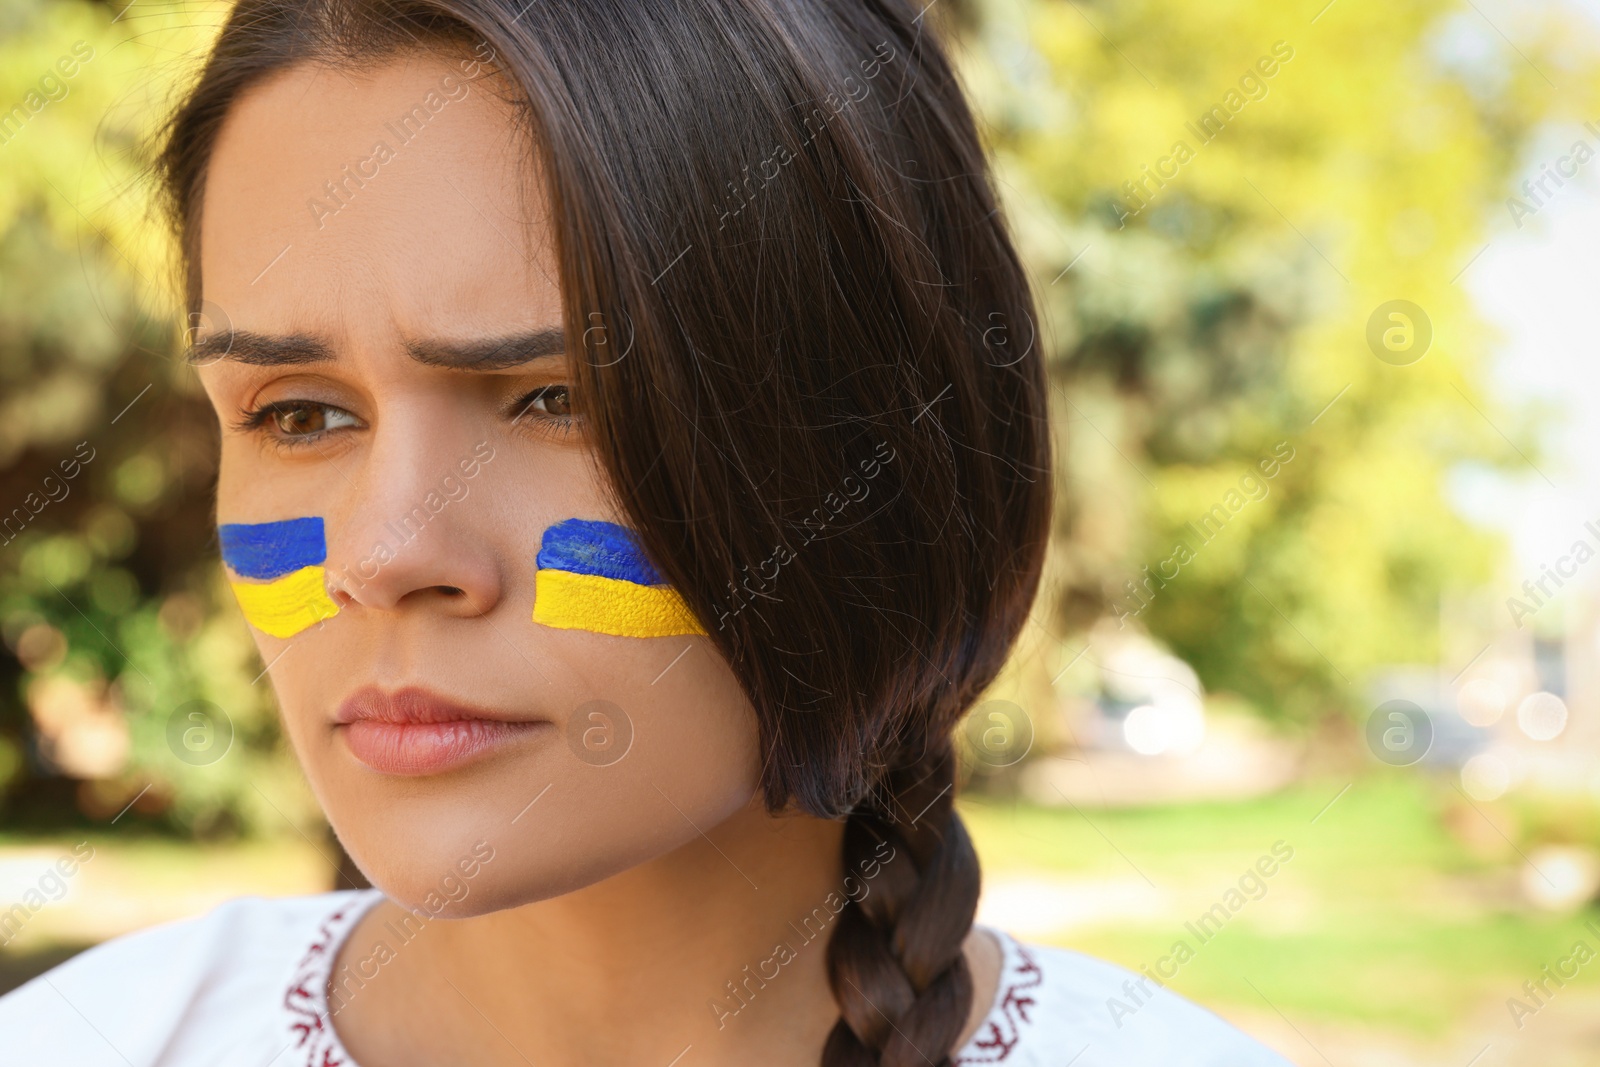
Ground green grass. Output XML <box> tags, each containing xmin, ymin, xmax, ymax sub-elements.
<box><xmin>4</xmin><ymin>774</ymin><xmax>1597</xmax><ymax>1038</ymax></box>
<box><xmin>961</xmin><ymin>772</ymin><xmax>1600</xmax><ymax>1036</ymax></box>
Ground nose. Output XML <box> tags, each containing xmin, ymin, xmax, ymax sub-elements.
<box><xmin>323</xmin><ymin>429</ymin><xmax>503</xmax><ymax>618</ymax></box>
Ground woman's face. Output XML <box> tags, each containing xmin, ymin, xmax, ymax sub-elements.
<box><xmin>193</xmin><ymin>51</ymin><xmax>761</xmax><ymax>913</ymax></box>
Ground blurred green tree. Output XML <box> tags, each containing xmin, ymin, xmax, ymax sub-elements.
<box><xmin>958</xmin><ymin>0</ymin><xmax>1594</xmax><ymax>722</ymax></box>
<box><xmin>0</xmin><ymin>0</ymin><xmax>319</xmax><ymax>836</ymax></box>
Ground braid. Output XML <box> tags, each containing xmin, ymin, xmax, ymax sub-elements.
<box><xmin>823</xmin><ymin>745</ymin><xmax>981</xmax><ymax>1067</ymax></box>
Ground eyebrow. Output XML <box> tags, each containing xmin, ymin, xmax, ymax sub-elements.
<box><xmin>186</xmin><ymin>326</ymin><xmax>566</xmax><ymax>370</ymax></box>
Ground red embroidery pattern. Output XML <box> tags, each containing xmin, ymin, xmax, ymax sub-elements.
<box><xmin>283</xmin><ymin>893</ymin><xmax>381</xmax><ymax>1067</ymax></box>
<box><xmin>282</xmin><ymin>899</ymin><xmax>1038</xmax><ymax>1066</ymax></box>
<box><xmin>955</xmin><ymin>938</ymin><xmax>1045</xmax><ymax>1064</ymax></box>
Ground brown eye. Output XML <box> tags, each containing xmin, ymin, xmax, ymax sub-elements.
<box><xmin>272</xmin><ymin>404</ymin><xmax>326</xmax><ymax>435</ymax></box>
<box><xmin>256</xmin><ymin>402</ymin><xmax>359</xmax><ymax>438</ymax></box>
<box><xmin>519</xmin><ymin>385</ymin><xmax>574</xmax><ymax>419</ymax></box>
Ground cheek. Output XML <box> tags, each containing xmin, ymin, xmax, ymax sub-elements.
<box><xmin>472</xmin><ymin>660</ymin><xmax>761</xmax><ymax>912</ymax></box>
<box><xmin>536</xmin><ymin>637</ymin><xmax>762</xmax><ymax>886</ymax></box>
<box><xmin>218</xmin><ymin>516</ymin><xmax>341</xmax><ymax>638</ymax></box>
<box><xmin>532</xmin><ymin>517</ymin><xmax>704</xmax><ymax>638</ymax></box>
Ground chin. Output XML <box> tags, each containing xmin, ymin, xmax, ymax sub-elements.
<box><xmin>323</xmin><ymin>759</ymin><xmax>754</xmax><ymax>917</ymax></box>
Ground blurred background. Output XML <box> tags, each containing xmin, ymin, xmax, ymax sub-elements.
<box><xmin>3</xmin><ymin>0</ymin><xmax>1600</xmax><ymax>1062</ymax></box>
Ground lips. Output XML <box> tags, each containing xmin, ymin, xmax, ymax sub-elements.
<box><xmin>335</xmin><ymin>685</ymin><xmax>550</xmax><ymax>776</ymax></box>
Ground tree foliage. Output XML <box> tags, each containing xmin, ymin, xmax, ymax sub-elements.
<box><xmin>958</xmin><ymin>0</ymin><xmax>1596</xmax><ymax>720</ymax></box>
<box><xmin>0</xmin><ymin>1</ymin><xmax>318</xmax><ymax>834</ymax></box>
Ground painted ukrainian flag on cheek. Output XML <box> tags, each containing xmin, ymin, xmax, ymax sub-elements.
<box><xmin>219</xmin><ymin>516</ymin><xmax>341</xmax><ymax>638</ymax></box>
<box><xmin>533</xmin><ymin>518</ymin><xmax>704</xmax><ymax>638</ymax></box>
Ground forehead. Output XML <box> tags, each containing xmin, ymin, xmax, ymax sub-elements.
<box><xmin>199</xmin><ymin>52</ymin><xmax>559</xmax><ymax>341</ymax></box>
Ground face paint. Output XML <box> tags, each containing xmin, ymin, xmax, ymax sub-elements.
<box><xmin>533</xmin><ymin>518</ymin><xmax>704</xmax><ymax>638</ymax></box>
<box><xmin>219</xmin><ymin>516</ymin><xmax>340</xmax><ymax>638</ymax></box>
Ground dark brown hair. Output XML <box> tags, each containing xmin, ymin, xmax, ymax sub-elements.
<box><xmin>157</xmin><ymin>2</ymin><xmax>1051</xmax><ymax>1063</ymax></box>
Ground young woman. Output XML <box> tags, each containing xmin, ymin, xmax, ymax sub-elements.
<box><xmin>0</xmin><ymin>1</ymin><xmax>1292</xmax><ymax>1064</ymax></box>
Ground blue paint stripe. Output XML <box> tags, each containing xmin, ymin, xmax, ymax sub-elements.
<box><xmin>219</xmin><ymin>516</ymin><xmax>327</xmax><ymax>579</ymax></box>
<box><xmin>536</xmin><ymin>518</ymin><xmax>663</xmax><ymax>585</ymax></box>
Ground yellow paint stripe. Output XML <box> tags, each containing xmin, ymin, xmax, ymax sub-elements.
<box><xmin>534</xmin><ymin>569</ymin><xmax>704</xmax><ymax>638</ymax></box>
<box><xmin>230</xmin><ymin>565</ymin><xmax>340</xmax><ymax>638</ymax></box>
